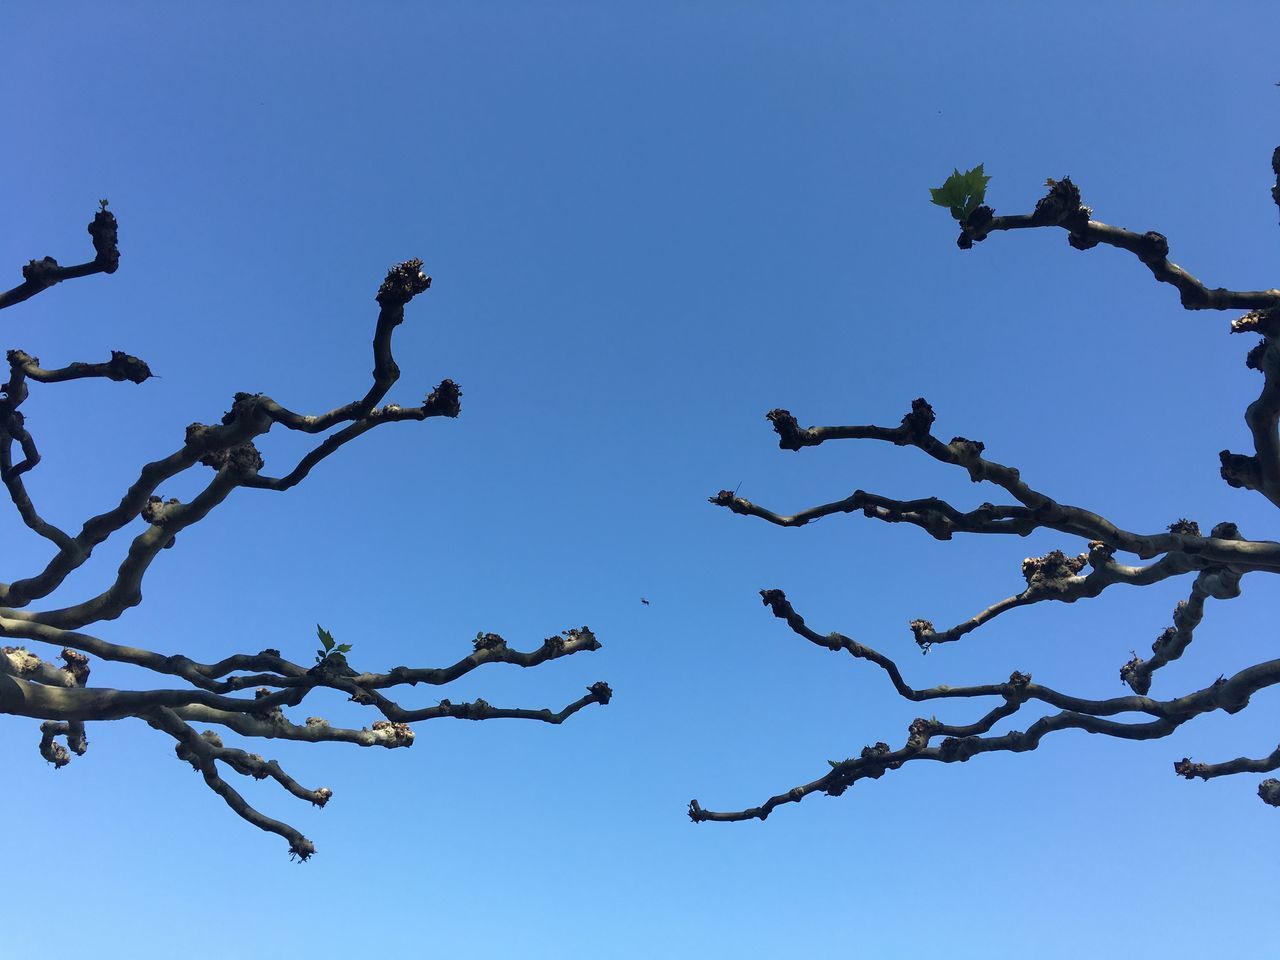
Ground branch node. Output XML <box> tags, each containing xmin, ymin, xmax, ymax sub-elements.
<box><xmin>21</xmin><ymin>257</ymin><xmax>61</xmax><ymax>291</ymax></box>
<box><xmin>141</xmin><ymin>495</ymin><xmax>181</xmax><ymax>525</ymax></box>
<box><xmin>199</xmin><ymin>440</ymin><xmax>264</xmax><ymax>475</ymax></box>
<box><xmin>371</xmin><ymin>720</ymin><xmax>414</xmax><ymax>747</ymax></box>
<box><xmin>766</xmin><ymin>408</ymin><xmax>812</xmax><ymax>450</ymax></box>
<box><xmin>376</xmin><ymin>259</ymin><xmax>431</xmax><ymax>309</ymax></box>
<box><xmin>106</xmin><ymin>350</ymin><xmax>153</xmax><ymax>383</ymax></box>
<box><xmin>472</xmin><ymin>632</ymin><xmax>507</xmax><ymax>652</ymax></box>
<box><xmin>909</xmin><ymin>619</ymin><xmax>935</xmax><ymax>650</ymax></box>
<box><xmin>1219</xmin><ymin>450</ymin><xmax>1260</xmax><ymax>490</ymax></box>
<box><xmin>901</xmin><ymin>398</ymin><xmax>935</xmax><ymax>442</ymax></box>
<box><xmin>1174</xmin><ymin>758</ymin><xmax>1210</xmax><ymax>781</ymax></box>
<box><xmin>88</xmin><ymin>205</ymin><xmax>120</xmax><ymax>273</ymax></box>
<box><xmin>423</xmin><ymin>378</ymin><xmax>462</xmax><ymax>417</ymax></box>
<box><xmin>1031</xmin><ymin>177</ymin><xmax>1086</xmax><ymax>227</ymax></box>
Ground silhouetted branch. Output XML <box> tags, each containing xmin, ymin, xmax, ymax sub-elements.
<box><xmin>955</xmin><ymin>178</ymin><xmax>1280</xmax><ymax>311</ymax></box>
<box><xmin>4</xmin><ymin>221</ymin><xmax>609</xmax><ymax>857</ymax></box>
<box><xmin>690</xmin><ymin>592</ymin><xmax>1279</xmax><ymax>823</ymax></box>
<box><xmin>0</xmin><ymin>202</ymin><xmax>119</xmax><ymax>311</ymax></box>
<box><xmin>700</xmin><ymin>147</ymin><xmax>1280</xmax><ymax>824</ymax></box>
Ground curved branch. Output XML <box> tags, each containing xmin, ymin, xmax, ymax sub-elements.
<box><xmin>146</xmin><ymin>708</ymin><xmax>317</xmax><ymax>860</ymax></box>
<box><xmin>0</xmin><ymin>203</ymin><xmax>119</xmax><ymax>312</ymax></box>
<box><xmin>914</xmin><ymin>542</ymin><xmax>1213</xmax><ymax>649</ymax></box>
<box><xmin>725</xmin><ymin>400</ymin><xmax>1280</xmax><ymax>574</ymax></box>
<box><xmin>8</xmin><ymin>348</ymin><xmax>153</xmax><ymax>385</ymax></box>
<box><xmin>23</xmin><ymin>469</ymin><xmax>244</xmax><ymax>629</ymax></box>
<box><xmin>702</xmin><ymin>146</ymin><xmax>1280</xmax><ymax>830</ymax></box>
<box><xmin>352</xmin><ymin>626</ymin><xmax>602</xmax><ymax>690</ymax></box>
<box><xmin>0</xmin><ymin>263</ymin><xmax>443</xmax><ymax>616</ymax></box>
<box><xmin>334</xmin><ymin>677</ymin><xmax>613</xmax><ymax>725</ymax></box>
<box><xmin>173</xmin><ymin>705</ymin><xmax>415</xmax><ymax>748</ymax></box>
<box><xmin>253</xmin><ymin>259</ymin><xmax>432</xmax><ymax>433</ymax></box>
<box><xmin>1</xmin><ymin>244</ymin><xmax>610</xmax><ymax>859</ymax></box>
<box><xmin>956</xmin><ymin>178</ymin><xmax>1280</xmax><ymax>312</ymax></box>
<box><xmin>1221</xmin><ymin>309</ymin><xmax>1280</xmax><ymax>506</ymax></box>
<box><xmin>1121</xmin><ymin>563</ymin><xmax>1242</xmax><ymax>695</ymax></box>
<box><xmin>242</xmin><ymin>380</ymin><xmax>461</xmax><ymax>492</ymax></box>
<box><xmin>692</xmin><ymin>590</ymin><xmax>1280</xmax><ymax>823</ymax></box>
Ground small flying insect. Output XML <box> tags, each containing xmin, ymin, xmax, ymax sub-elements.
<box><xmin>640</xmin><ymin>598</ymin><xmax>650</xmax><ymax>606</ymax></box>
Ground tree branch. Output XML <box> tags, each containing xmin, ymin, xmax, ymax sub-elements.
<box><xmin>2</xmin><ymin>619</ymin><xmax>607</xmax><ymax>855</ymax></box>
<box><xmin>0</xmin><ymin>203</ymin><xmax>119</xmax><ymax>312</ymax></box>
<box><xmin>146</xmin><ymin>707</ymin><xmax>319</xmax><ymax>860</ymax></box>
<box><xmin>955</xmin><ymin>178</ymin><xmax>1280</xmax><ymax>311</ymax></box>
<box><xmin>0</xmin><ymin>262</ymin><xmax>451</xmax><ymax>617</ymax></box>
<box><xmin>690</xmin><ymin>592</ymin><xmax>1278</xmax><ymax>823</ymax></box>
<box><xmin>3</xmin><ymin>233</ymin><xmax>610</xmax><ymax>856</ymax></box>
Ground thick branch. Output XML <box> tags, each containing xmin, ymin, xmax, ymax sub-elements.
<box><xmin>0</xmin><ymin>671</ymin><xmax>304</xmax><ymax>722</ymax></box>
<box><xmin>0</xmin><ymin>617</ymin><xmax>306</xmax><ymax>693</ymax></box>
<box><xmin>24</xmin><ymin>469</ymin><xmax>244</xmax><ymax>629</ymax></box>
<box><xmin>956</xmin><ymin>178</ymin><xmax>1280</xmax><ymax>311</ymax></box>
<box><xmin>2</xmin><ymin>242</ymin><xmax>609</xmax><ymax>859</ymax></box>
<box><xmin>0</xmin><ymin>262</ymin><xmax>445</xmax><ymax>615</ymax></box>
<box><xmin>1121</xmin><ymin>561</ymin><xmax>1242</xmax><ymax>695</ymax></box>
<box><xmin>0</xmin><ymin>406</ymin><xmax>273</xmax><ymax>608</ymax></box>
<box><xmin>719</xmin><ymin>400</ymin><xmax>1280</xmax><ymax>572</ymax></box>
<box><xmin>7</xmin><ymin>348</ymin><xmax>153</xmax><ymax>385</ymax></box>
<box><xmin>2</xmin><ymin>646</ymin><xmax>91</xmax><ymax>767</ymax></box>
<box><xmin>1221</xmin><ymin>310</ymin><xmax>1280</xmax><ymax>507</ymax></box>
<box><xmin>0</xmin><ymin>204</ymin><xmax>119</xmax><ymax>312</ymax></box>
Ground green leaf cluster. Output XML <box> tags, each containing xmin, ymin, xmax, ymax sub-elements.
<box><xmin>315</xmin><ymin>624</ymin><xmax>353</xmax><ymax>663</ymax></box>
<box><xmin>929</xmin><ymin>164</ymin><xmax>991</xmax><ymax>222</ymax></box>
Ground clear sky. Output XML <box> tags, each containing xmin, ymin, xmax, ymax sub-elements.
<box><xmin>4</xmin><ymin>3</ymin><xmax>1279</xmax><ymax>957</ymax></box>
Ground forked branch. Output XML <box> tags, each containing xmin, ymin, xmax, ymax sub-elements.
<box><xmin>4</xmin><ymin>216</ymin><xmax>609</xmax><ymax>857</ymax></box>
<box><xmin>689</xmin><ymin>592</ymin><xmax>1279</xmax><ymax>823</ymax></box>
<box><xmin>699</xmin><ymin>147</ymin><xmax>1280</xmax><ymax>824</ymax></box>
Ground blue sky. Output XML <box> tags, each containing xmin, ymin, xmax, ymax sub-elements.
<box><xmin>3</xmin><ymin>3</ymin><xmax>1279</xmax><ymax>957</ymax></box>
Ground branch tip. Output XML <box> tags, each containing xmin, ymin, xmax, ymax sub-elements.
<box><xmin>376</xmin><ymin>259</ymin><xmax>431</xmax><ymax>308</ymax></box>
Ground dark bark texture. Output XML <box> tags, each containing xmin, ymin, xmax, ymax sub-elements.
<box><xmin>2</xmin><ymin>207</ymin><xmax>609</xmax><ymax>858</ymax></box>
<box><xmin>691</xmin><ymin>150</ymin><xmax>1280</xmax><ymax>825</ymax></box>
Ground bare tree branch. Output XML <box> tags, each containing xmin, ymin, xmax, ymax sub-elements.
<box><xmin>1175</xmin><ymin>745</ymin><xmax>1280</xmax><ymax>783</ymax></box>
<box><xmin>4</xmin><ymin>216</ymin><xmax>609</xmax><ymax>857</ymax></box>
<box><xmin>146</xmin><ymin>707</ymin><xmax>321</xmax><ymax>860</ymax></box>
<box><xmin>0</xmin><ymin>202</ymin><xmax>119</xmax><ymax>311</ymax></box>
<box><xmin>954</xmin><ymin>178</ymin><xmax>1280</xmax><ymax>311</ymax></box>
<box><xmin>699</xmin><ymin>148</ymin><xmax>1280</xmax><ymax>825</ymax></box>
<box><xmin>690</xmin><ymin>592</ymin><xmax>1279</xmax><ymax>823</ymax></box>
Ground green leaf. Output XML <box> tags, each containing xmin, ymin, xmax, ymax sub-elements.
<box><xmin>336</xmin><ymin>643</ymin><xmax>352</xmax><ymax>653</ymax></box>
<box><xmin>317</xmin><ymin>624</ymin><xmax>335</xmax><ymax>651</ymax></box>
<box><xmin>930</xmin><ymin>164</ymin><xmax>991</xmax><ymax>221</ymax></box>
